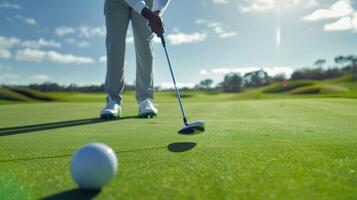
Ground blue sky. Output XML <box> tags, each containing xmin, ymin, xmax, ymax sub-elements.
<box><xmin>0</xmin><ymin>0</ymin><xmax>356</xmax><ymax>88</ymax></box>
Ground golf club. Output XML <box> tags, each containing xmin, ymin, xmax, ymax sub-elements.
<box><xmin>159</xmin><ymin>34</ymin><xmax>205</xmax><ymax>135</ymax></box>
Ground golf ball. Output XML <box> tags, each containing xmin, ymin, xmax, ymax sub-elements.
<box><xmin>70</xmin><ymin>143</ymin><xmax>118</xmax><ymax>190</ymax></box>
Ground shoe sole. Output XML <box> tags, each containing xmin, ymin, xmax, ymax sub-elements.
<box><xmin>100</xmin><ymin>114</ymin><xmax>120</xmax><ymax>120</ymax></box>
<box><xmin>138</xmin><ymin>112</ymin><xmax>157</xmax><ymax>119</ymax></box>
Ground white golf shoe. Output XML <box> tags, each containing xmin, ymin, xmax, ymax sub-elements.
<box><xmin>138</xmin><ymin>99</ymin><xmax>158</xmax><ymax>118</ymax></box>
<box><xmin>100</xmin><ymin>97</ymin><xmax>121</xmax><ymax>119</ymax></box>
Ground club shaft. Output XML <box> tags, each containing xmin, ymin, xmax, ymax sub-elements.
<box><xmin>161</xmin><ymin>36</ymin><xmax>188</xmax><ymax>125</ymax></box>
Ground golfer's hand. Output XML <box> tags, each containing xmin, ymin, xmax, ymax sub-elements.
<box><xmin>141</xmin><ymin>8</ymin><xmax>164</xmax><ymax>37</ymax></box>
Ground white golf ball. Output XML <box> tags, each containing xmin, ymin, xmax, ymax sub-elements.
<box><xmin>70</xmin><ymin>143</ymin><xmax>118</xmax><ymax>190</ymax></box>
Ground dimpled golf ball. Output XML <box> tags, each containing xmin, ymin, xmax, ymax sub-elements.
<box><xmin>70</xmin><ymin>143</ymin><xmax>118</xmax><ymax>190</ymax></box>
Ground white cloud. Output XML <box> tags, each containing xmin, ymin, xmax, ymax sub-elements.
<box><xmin>261</xmin><ymin>67</ymin><xmax>294</xmax><ymax>77</ymax></box>
<box><xmin>211</xmin><ymin>66</ymin><xmax>294</xmax><ymax>77</ymax></box>
<box><xmin>55</xmin><ymin>27</ymin><xmax>75</xmax><ymax>36</ymax></box>
<box><xmin>55</xmin><ymin>25</ymin><xmax>106</xmax><ymax>38</ymax></box>
<box><xmin>11</xmin><ymin>15</ymin><xmax>37</xmax><ymax>25</ymax></box>
<box><xmin>239</xmin><ymin>0</ymin><xmax>275</xmax><ymax>13</ymax></box>
<box><xmin>200</xmin><ymin>69</ymin><xmax>208</xmax><ymax>75</ymax></box>
<box><xmin>303</xmin><ymin>1</ymin><xmax>357</xmax><ymax>32</ymax></box>
<box><xmin>22</xmin><ymin>38</ymin><xmax>61</xmax><ymax>49</ymax></box>
<box><xmin>29</xmin><ymin>74</ymin><xmax>50</xmax><ymax>82</ymax></box>
<box><xmin>1</xmin><ymin>36</ymin><xmax>63</xmax><ymax>60</ymax></box>
<box><xmin>46</xmin><ymin>51</ymin><xmax>94</xmax><ymax>64</ymax></box>
<box><xmin>219</xmin><ymin>31</ymin><xmax>237</xmax><ymax>38</ymax></box>
<box><xmin>0</xmin><ymin>49</ymin><xmax>12</xmax><ymax>59</ymax></box>
<box><xmin>195</xmin><ymin>19</ymin><xmax>237</xmax><ymax>39</ymax></box>
<box><xmin>0</xmin><ymin>36</ymin><xmax>21</xmax><ymax>49</ymax></box>
<box><xmin>99</xmin><ymin>56</ymin><xmax>107</xmax><ymax>63</ymax></box>
<box><xmin>303</xmin><ymin>0</ymin><xmax>354</xmax><ymax>21</ymax></box>
<box><xmin>324</xmin><ymin>16</ymin><xmax>353</xmax><ymax>31</ymax></box>
<box><xmin>238</xmin><ymin>0</ymin><xmax>318</xmax><ymax>13</ymax></box>
<box><xmin>24</xmin><ymin>18</ymin><xmax>36</xmax><ymax>25</ymax></box>
<box><xmin>15</xmin><ymin>49</ymin><xmax>46</xmax><ymax>62</ymax></box>
<box><xmin>166</xmin><ymin>32</ymin><xmax>207</xmax><ymax>45</ymax></box>
<box><xmin>353</xmin><ymin>12</ymin><xmax>357</xmax><ymax>30</ymax></box>
<box><xmin>78</xmin><ymin>26</ymin><xmax>106</xmax><ymax>38</ymax></box>
<box><xmin>212</xmin><ymin>0</ymin><xmax>228</xmax><ymax>4</ymax></box>
<box><xmin>64</xmin><ymin>38</ymin><xmax>91</xmax><ymax>48</ymax></box>
<box><xmin>160</xmin><ymin>82</ymin><xmax>195</xmax><ymax>89</ymax></box>
<box><xmin>0</xmin><ymin>36</ymin><xmax>65</xmax><ymax>60</ymax></box>
<box><xmin>0</xmin><ymin>36</ymin><xmax>21</xmax><ymax>59</ymax></box>
<box><xmin>15</xmin><ymin>48</ymin><xmax>94</xmax><ymax>64</ymax></box>
<box><xmin>0</xmin><ymin>2</ymin><xmax>21</xmax><ymax>9</ymax></box>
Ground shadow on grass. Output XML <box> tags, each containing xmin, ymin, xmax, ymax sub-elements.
<box><xmin>41</xmin><ymin>188</ymin><xmax>100</xmax><ymax>200</ymax></box>
<box><xmin>167</xmin><ymin>142</ymin><xmax>197</xmax><ymax>152</ymax></box>
<box><xmin>0</xmin><ymin>116</ymin><xmax>138</xmax><ymax>137</ymax></box>
<box><xmin>0</xmin><ymin>143</ymin><xmax>196</xmax><ymax>163</ymax></box>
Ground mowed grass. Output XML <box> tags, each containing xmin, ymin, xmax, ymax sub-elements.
<box><xmin>0</xmin><ymin>98</ymin><xmax>357</xmax><ymax>199</ymax></box>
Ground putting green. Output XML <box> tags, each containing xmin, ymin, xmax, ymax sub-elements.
<box><xmin>0</xmin><ymin>98</ymin><xmax>356</xmax><ymax>199</ymax></box>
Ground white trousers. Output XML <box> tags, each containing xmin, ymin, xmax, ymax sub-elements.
<box><xmin>104</xmin><ymin>0</ymin><xmax>154</xmax><ymax>104</ymax></box>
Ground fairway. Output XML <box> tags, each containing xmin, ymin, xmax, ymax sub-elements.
<box><xmin>0</xmin><ymin>98</ymin><xmax>357</xmax><ymax>199</ymax></box>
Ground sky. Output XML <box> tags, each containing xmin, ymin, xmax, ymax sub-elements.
<box><xmin>0</xmin><ymin>0</ymin><xmax>356</xmax><ymax>88</ymax></box>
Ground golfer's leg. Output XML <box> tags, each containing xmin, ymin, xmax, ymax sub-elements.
<box><xmin>130</xmin><ymin>3</ymin><xmax>155</xmax><ymax>103</ymax></box>
<box><xmin>104</xmin><ymin>0</ymin><xmax>130</xmax><ymax>104</ymax></box>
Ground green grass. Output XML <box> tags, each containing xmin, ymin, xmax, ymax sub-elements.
<box><xmin>0</xmin><ymin>97</ymin><xmax>357</xmax><ymax>199</ymax></box>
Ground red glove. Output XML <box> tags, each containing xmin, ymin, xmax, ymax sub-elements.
<box><xmin>141</xmin><ymin>7</ymin><xmax>164</xmax><ymax>37</ymax></box>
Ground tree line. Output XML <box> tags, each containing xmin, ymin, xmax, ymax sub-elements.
<box><xmin>195</xmin><ymin>55</ymin><xmax>357</xmax><ymax>92</ymax></box>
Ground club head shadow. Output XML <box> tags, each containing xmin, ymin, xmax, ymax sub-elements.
<box><xmin>178</xmin><ymin>120</ymin><xmax>205</xmax><ymax>135</ymax></box>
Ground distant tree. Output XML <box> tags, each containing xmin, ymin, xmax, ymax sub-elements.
<box><xmin>291</xmin><ymin>68</ymin><xmax>323</xmax><ymax>80</ymax></box>
<box><xmin>290</xmin><ymin>66</ymin><xmax>345</xmax><ymax>81</ymax></box>
<box><xmin>314</xmin><ymin>59</ymin><xmax>327</xmax><ymax>68</ymax></box>
<box><xmin>244</xmin><ymin>70</ymin><xmax>269</xmax><ymax>87</ymax></box>
<box><xmin>323</xmin><ymin>68</ymin><xmax>343</xmax><ymax>79</ymax></box>
<box><xmin>223</xmin><ymin>73</ymin><xmax>243</xmax><ymax>92</ymax></box>
<box><xmin>290</xmin><ymin>71</ymin><xmax>304</xmax><ymax>80</ymax></box>
<box><xmin>28</xmin><ymin>82</ymin><xmax>62</xmax><ymax>92</ymax></box>
<box><xmin>196</xmin><ymin>79</ymin><xmax>213</xmax><ymax>90</ymax></box>
<box><xmin>27</xmin><ymin>82</ymin><xmax>106</xmax><ymax>92</ymax></box>
<box><xmin>335</xmin><ymin>55</ymin><xmax>357</xmax><ymax>81</ymax></box>
<box><xmin>215</xmin><ymin>82</ymin><xmax>224</xmax><ymax>91</ymax></box>
<box><xmin>272</xmin><ymin>73</ymin><xmax>287</xmax><ymax>82</ymax></box>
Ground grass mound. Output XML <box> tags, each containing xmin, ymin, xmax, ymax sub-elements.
<box><xmin>263</xmin><ymin>80</ymin><xmax>315</xmax><ymax>93</ymax></box>
<box><xmin>0</xmin><ymin>87</ymin><xmax>56</xmax><ymax>102</ymax></box>
<box><xmin>290</xmin><ymin>85</ymin><xmax>349</xmax><ymax>94</ymax></box>
<box><xmin>0</xmin><ymin>88</ymin><xmax>33</xmax><ymax>101</ymax></box>
<box><xmin>9</xmin><ymin>87</ymin><xmax>55</xmax><ymax>101</ymax></box>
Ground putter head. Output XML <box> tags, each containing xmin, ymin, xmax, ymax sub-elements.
<box><xmin>178</xmin><ymin>120</ymin><xmax>205</xmax><ymax>135</ymax></box>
